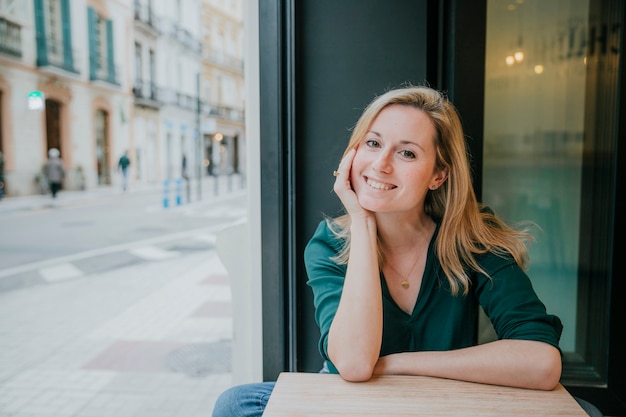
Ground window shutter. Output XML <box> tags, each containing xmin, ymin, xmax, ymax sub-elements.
<box><xmin>34</xmin><ymin>0</ymin><xmax>47</xmax><ymax>66</ymax></box>
<box><xmin>60</xmin><ymin>0</ymin><xmax>74</xmax><ymax>71</ymax></box>
<box><xmin>87</xmin><ymin>7</ymin><xmax>97</xmax><ymax>80</ymax></box>
<box><xmin>106</xmin><ymin>19</ymin><xmax>115</xmax><ymax>83</ymax></box>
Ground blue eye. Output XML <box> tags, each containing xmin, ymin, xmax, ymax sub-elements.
<box><xmin>365</xmin><ymin>139</ymin><xmax>381</xmax><ymax>148</ymax></box>
<box><xmin>400</xmin><ymin>150</ymin><xmax>416</xmax><ymax>159</ymax></box>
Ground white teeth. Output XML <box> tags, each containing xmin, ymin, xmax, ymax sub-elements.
<box><xmin>367</xmin><ymin>178</ymin><xmax>394</xmax><ymax>190</ymax></box>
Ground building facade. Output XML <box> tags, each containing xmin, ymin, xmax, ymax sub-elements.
<box><xmin>0</xmin><ymin>0</ymin><xmax>133</xmax><ymax>195</ymax></box>
<box><xmin>0</xmin><ymin>0</ymin><xmax>245</xmax><ymax>197</ymax></box>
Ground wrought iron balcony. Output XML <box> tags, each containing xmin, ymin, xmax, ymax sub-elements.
<box><xmin>132</xmin><ymin>79</ymin><xmax>161</xmax><ymax>109</ymax></box>
<box><xmin>203</xmin><ymin>48</ymin><xmax>244</xmax><ymax>73</ymax></box>
<box><xmin>0</xmin><ymin>17</ymin><xmax>22</xmax><ymax>58</ymax></box>
<box><xmin>162</xmin><ymin>20</ymin><xmax>202</xmax><ymax>54</ymax></box>
<box><xmin>133</xmin><ymin>0</ymin><xmax>160</xmax><ymax>35</ymax></box>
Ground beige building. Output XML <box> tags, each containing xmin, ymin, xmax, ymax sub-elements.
<box><xmin>200</xmin><ymin>0</ymin><xmax>245</xmax><ymax>177</ymax></box>
<box><xmin>0</xmin><ymin>0</ymin><xmax>134</xmax><ymax>196</ymax></box>
<box><xmin>0</xmin><ymin>0</ymin><xmax>244</xmax><ymax>197</ymax></box>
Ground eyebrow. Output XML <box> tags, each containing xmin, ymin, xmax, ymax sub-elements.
<box><xmin>367</xmin><ymin>130</ymin><xmax>426</xmax><ymax>152</ymax></box>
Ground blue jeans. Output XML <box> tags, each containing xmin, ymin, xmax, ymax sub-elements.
<box><xmin>211</xmin><ymin>381</ymin><xmax>275</xmax><ymax>417</ymax></box>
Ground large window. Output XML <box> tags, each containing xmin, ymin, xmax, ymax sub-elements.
<box><xmin>87</xmin><ymin>7</ymin><xmax>117</xmax><ymax>84</ymax></box>
<box><xmin>482</xmin><ymin>0</ymin><xmax>616</xmax><ymax>387</ymax></box>
<box><xmin>45</xmin><ymin>0</ymin><xmax>62</xmax><ymax>61</ymax></box>
<box><xmin>135</xmin><ymin>42</ymin><xmax>142</xmax><ymax>85</ymax></box>
<box><xmin>33</xmin><ymin>0</ymin><xmax>76</xmax><ymax>72</ymax></box>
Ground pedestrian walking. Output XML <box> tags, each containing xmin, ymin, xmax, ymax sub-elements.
<box><xmin>118</xmin><ymin>151</ymin><xmax>130</xmax><ymax>191</ymax></box>
<box><xmin>182</xmin><ymin>154</ymin><xmax>189</xmax><ymax>180</ymax></box>
<box><xmin>43</xmin><ymin>148</ymin><xmax>64</xmax><ymax>198</ymax></box>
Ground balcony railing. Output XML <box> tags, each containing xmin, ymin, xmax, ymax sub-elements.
<box><xmin>0</xmin><ymin>17</ymin><xmax>22</xmax><ymax>57</ymax></box>
<box><xmin>159</xmin><ymin>88</ymin><xmax>197</xmax><ymax>111</ymax></box>
<box><xmin>161</xmin><ymin>19</ymin><xmax>202</xmax><ymax>54</ymax></box>
<box><xmin>204</xmin><ymin>103</ymin><xmax>245</xmax><ymax>123</ymax></box>
<box><xmin>132</xmin><ymin>79</ymin><xmax>161</xmax><ymax>109</ymax></box>
<box><xmin>133</xmin><ymin>79</ymin><xmax>158</xmax><ymax>100</ymax></box>
<box><xmin>133</xmin><ymin>0</ymin><xmax>160</xmax><ymax>35</ymax></box>
<box><xmin>158</xmin><ymin>88</ymin><xmax>243</xmax><ymax>122</ymax></box>
<box><xmin>204</xmin><ymin>48</ymin><xmax>244</xmax><ymax>73</ymax></box>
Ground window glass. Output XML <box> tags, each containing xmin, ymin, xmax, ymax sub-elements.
<box><xmin>483</xmin><ymin>0</ymin><xmax>589</xmax><ymax>353</ymax></box>
<box><xmin>45</xmin><ymin>0</ymin><xmax>63</xmax><ymax>61</ymax></box>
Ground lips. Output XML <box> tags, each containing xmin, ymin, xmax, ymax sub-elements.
<box><xmin>365</xmin><ymin>176</ymin><xmax>396</xmax><ymax>190</ymax></box>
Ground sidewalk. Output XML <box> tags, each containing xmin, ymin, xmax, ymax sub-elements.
<box><xmin>0</xmin><ymin>174</ymin><xmax>246</xmax><ymax>214</ymax></box>
<box><xmin>0</xmin><ymin>176</ymin><xmax>245</xmax><ymax>417</ymax></box>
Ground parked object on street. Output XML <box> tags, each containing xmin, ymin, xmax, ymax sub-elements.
<box><xmin>43</xmin><ymin>148</ymin><xmax>64</xmax><ymax>199</ymax></box>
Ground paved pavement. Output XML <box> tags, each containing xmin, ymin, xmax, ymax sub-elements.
<box><xmin>0</xmin><ymin>176</ymin><xmax>245</xmax><ymax>417</ymax></box>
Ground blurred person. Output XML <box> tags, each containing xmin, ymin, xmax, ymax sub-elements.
<box><xmin>182</xmin><ymin>153</ymin><xmax>189</xmax><ymax>180</ymax></box>
<box><xmin>118</xmin><ymin>150</ymin><xmax>131</xmax><ymax>191</ymax></box>
<box><xmin>44</xmin><ymin>148</ymin><xmax>64</xmax><ymax>199</ymax></box>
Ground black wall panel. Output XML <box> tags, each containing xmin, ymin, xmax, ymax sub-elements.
<box><xmin>293</xmin><ymin>0</ymin><xmax>430</xmax><ymax>373</ymax></box>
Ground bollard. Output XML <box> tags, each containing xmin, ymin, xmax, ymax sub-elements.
<box><xmin>163</xmin><ymin>179</ymin><xmax>170</xmax><ymax>208</ymax></box>
<box><xmin>175</xmin><ymin>178</ymin><xmax>183</xmax><ymax>205</ymax></box>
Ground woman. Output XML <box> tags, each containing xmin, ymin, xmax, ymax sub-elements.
<box><xmin>211</xmin><ymin>85</ymin><xmax>563</xmax><ymax>417</ymax></box>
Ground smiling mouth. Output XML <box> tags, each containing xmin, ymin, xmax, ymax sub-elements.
<box><xmin>366</xmin><ymin>177</ymin><xmax>396</xmax><ymax>190</ymax></box>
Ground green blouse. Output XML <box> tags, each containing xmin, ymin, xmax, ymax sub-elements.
<box><xmin>304</xmin><ymin>220</ymin><xmax>563</xmax><ymax>374</ymax></box>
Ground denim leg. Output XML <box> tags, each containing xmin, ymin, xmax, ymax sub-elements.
<box><xmin>574</xmin><ymin>397</ymin><xmax>603</xmax><ymax>417</ymax></box>
<box><xmin>211</xmin><ymin>381</ymin><xmax>276</xmax><ymax>417</ymax></box>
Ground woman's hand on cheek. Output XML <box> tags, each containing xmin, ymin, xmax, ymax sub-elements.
<box><xmin>333</xmin><ymin>148</ymin><xmax>371</xmax><ymax>219</ymax></box>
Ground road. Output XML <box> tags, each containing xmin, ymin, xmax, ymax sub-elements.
<box><xmin>0</xmin><ymin>178</ymin><xmax>245</xmax><ymax>417</ymax></box>
<box><xmin>0</xmin><ymin>178</ymin><xmax>247</xmax><ymax>291</ymax></box>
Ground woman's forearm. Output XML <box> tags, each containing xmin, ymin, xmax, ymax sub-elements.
<box><xmin>328</xmin><ymin>215</ymin><xmax>382</xmax><ymax>381</ymax></box>
<box><xmin>374</xmin><ymin>339</ymin><xmax>562</xmax><ymax>390</ymax></box>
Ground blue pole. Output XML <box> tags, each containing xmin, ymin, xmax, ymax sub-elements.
<box><xmin>176</xmin><ymin>178</ymin><xmax>182</xmax><ymax>205</ymax></box>
<box><xmin>163</xmin><ymin>179</ymin><xmax>169</xmax><ymax>208</ymax></box>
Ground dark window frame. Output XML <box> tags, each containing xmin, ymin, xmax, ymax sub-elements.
<box><xmin>258</xmin><ymin>1</ymin><xmax>626</xmax><ymax>414</ymax></box>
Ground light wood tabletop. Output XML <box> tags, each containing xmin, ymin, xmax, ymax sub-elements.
<box><xmin>263</xmin><ymin>372</ymin><xmax>587</xmax><ymax>416</ymax></box>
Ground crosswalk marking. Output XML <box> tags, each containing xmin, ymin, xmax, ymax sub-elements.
<box><xmin>129</xmin><ymin>246</ymin><xmax>180</xmax><ymax>260</ymax></box>
<box><xmin>40</xmin><ymin>263</ymin><xmax>84</xmax><ymax>282</ymax></box>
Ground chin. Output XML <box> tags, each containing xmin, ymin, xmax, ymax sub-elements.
<box><xmin>357</xmin><ymin>196</ymin><xmax>388</xmax><ymax>213</ymax></box>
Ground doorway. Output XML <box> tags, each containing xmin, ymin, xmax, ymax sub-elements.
<box><xmin>95</xmin><ymin>109</ymin><xmax>110</xmax><ymax>185</ymax></box>
<box><xmin>45</xmin><ymin>99</ymin><xmax>62</xmax><ymax>155</ymax></box>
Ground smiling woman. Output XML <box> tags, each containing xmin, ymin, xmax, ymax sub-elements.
<box><xmin>211</xmin><ymin>85</ymin><xmax>566</xmax><ymax>417</ymax></box>
<box><xmin>347</xmin><ymin>105</ymin><xmax>445</xmax><ymax>217</ymax></box>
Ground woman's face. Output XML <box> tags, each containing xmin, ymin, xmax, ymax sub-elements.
<box><xmin>350</xmin><ymin>104</ymin><xmax>445</xmax><ymax>215</ymax></box>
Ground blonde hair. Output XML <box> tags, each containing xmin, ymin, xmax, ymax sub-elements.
<box><xmin>327</xmin><ymin>85</ymin><xmax>532</xmax><ymax>295</ymax></box>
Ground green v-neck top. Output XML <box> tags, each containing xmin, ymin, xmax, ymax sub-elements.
<box><xmin>304</xmin><ymin>220</ymin><xmax>563</xmax><ymax>374</ymax></box>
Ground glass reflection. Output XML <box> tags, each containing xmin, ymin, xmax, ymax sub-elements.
<box><xmin>483</xmin><ymin>0</ymin><xmax>589</xmax><ymax>352</ymax></box>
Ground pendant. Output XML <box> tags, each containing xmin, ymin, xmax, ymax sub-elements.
<box><xmin>401</xmin><ymin>280</ymin><xmax>410</xmax><ymax>289</ymax></box>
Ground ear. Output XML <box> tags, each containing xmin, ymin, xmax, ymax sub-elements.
<box><xmin>429</xmin><ymin>168</ymin><xmax>449</xmax><ymax>190</ymax></box>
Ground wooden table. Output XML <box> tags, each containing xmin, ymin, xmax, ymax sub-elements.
<box><xmin>263</xmin><ymin>372</ymin><xmax>587</xmax><ymax>416</ymax></box>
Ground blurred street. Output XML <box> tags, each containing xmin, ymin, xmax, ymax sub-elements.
<box><xmin>0</xmin><ymin>175</ymin><xmax>244</xmax><ymax>417</ymax></box>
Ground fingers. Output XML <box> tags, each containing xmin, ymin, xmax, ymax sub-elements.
<box><xmin>334</xmin><ymin>148</ymin><xmax>356</xmax><ymax>182</ymax></box>
<box><xmin>333</xmin><ymin>149</ymin><xmax>355</xmax><ymax>194</ymax></box>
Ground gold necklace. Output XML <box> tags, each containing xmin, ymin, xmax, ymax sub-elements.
<box><xmin>383</xmin><ymin>252</ymin><xmax>422</xmax><ymax>289</ymax></box>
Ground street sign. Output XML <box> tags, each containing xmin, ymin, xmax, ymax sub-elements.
<box><xmin>28</xmin><ymin>91</ymin><xmax>45</xmax><ymax>110</ymax></box>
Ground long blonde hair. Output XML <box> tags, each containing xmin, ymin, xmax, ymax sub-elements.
<box><xmin>327</xmin><ymin>85</ymin><xmax>532</xmax><ymax>295</ymax></box>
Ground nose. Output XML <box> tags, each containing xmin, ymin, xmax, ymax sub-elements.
<box><xmin>372</xmin><ymin>149</ymin><xmax>393</xmax><ymax>174</ymax></box>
